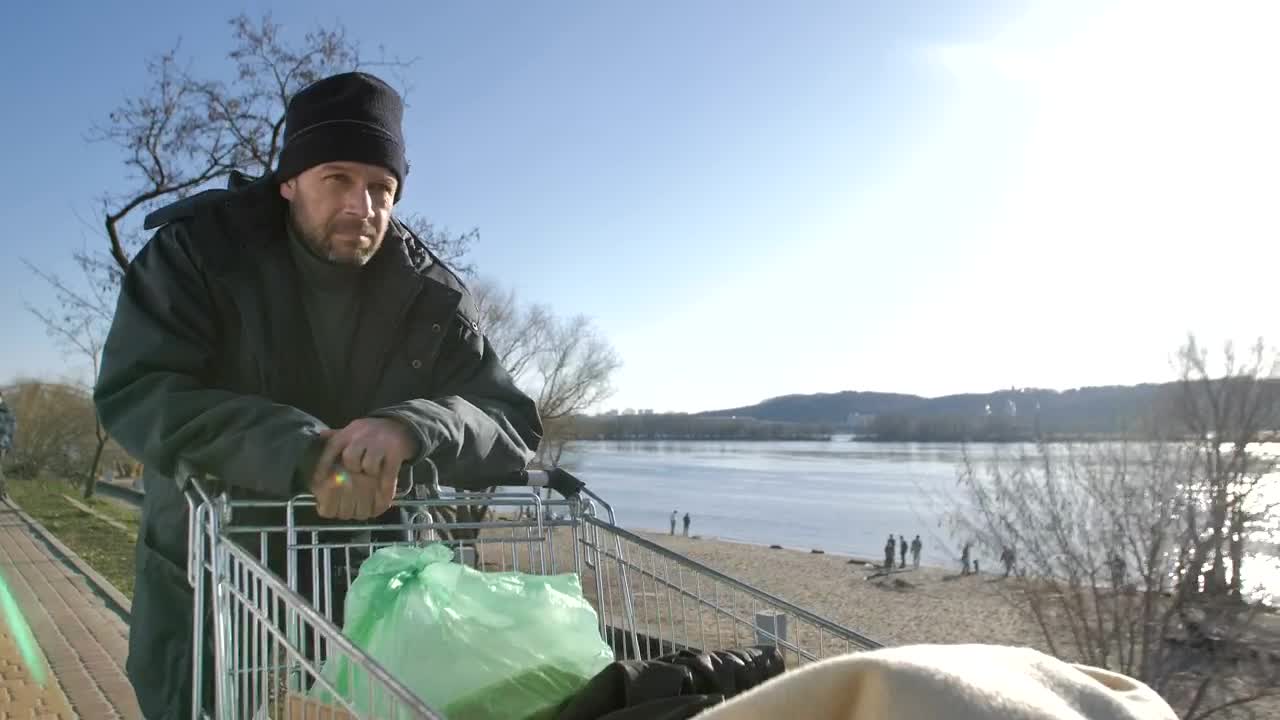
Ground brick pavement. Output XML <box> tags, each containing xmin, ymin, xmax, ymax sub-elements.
<box><xmin>0</xmin><ymin>501</ymin><xmax>140</xmax><ymax>719</ymax></box>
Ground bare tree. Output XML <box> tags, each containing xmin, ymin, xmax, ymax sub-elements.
<box><xmin>944</xmin><ymin>336</ymin><xmax>1280</xmax><ymax>718</ymax></box>
<box><xmin>534</xmin><ymin>315</ymin><xmax>622</xmax><ymax>424</ymax></box>
<box><xmin>400</xmin><ymin>216</ymin><xmax>478</xmax><ymax>279</ymax></box>
<box><xmin>22</xmin><ymin>255</ymin><xmax>115</xmax><ymax>497</ymax></box>
<box><xmin>1172</xmin><ymin>336</ymin><xmax>1279</xmax><ymax>602</ymax></box>
<box><xmin>471</xmin><ymin>279</ymin><xmax>554</xmax><ymax>383</ymax></box>
<box><xmin>1</xmin><ymin>380</ymin><xmax>129</xmax><ymax>486</ymax></box>
<box><xmin>471</xmin><ymin>277</ymin><xmax>621</xmax><ymax>466</ymax></box>
<box><xmin>424</xmin><ymin>279</ymin><xmax>620</xmax><ymax>538</ymax></box>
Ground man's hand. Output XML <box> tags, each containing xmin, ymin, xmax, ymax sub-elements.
<box><xmin>309</xmin><ymin>418</ymin><xmax>420</xmax><ymax>520</ymax></box>
<box><xmin>311</xmin><ymin>465</ymin><xmax>388</xmax><ymax>520</ymax></box>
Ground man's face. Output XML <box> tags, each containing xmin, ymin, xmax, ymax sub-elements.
<box><xmin>279</xmin><ymin>161</ymin><xmax>399</xmax><ymax>266</ymax></box>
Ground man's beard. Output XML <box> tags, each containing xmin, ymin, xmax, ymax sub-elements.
<box><xmin>289</xmin><ymin>210</ymin><xmax>381</xmax><ymax>266</ymax></box>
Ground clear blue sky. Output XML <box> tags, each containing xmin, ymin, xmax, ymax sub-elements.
<box><xmin>3</xmin><ymin>1</ymin><xmax>1277</xmax><ymax>413</ymax></box>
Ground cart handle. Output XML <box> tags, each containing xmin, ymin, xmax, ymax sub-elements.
<box><xmin>410</xmin><ymin>458</ymin><xmax>586</xmax><ymax>499</ymax></box>
<box><xmin>489</xmin><ymin>468</ymin><xmax>586</xmax><ymax>498</ymax></box>
<box><xmin>174</xmin><ymin>458</ymin><xmax>587</xmax><ymax>502</ymax></box>
<box><xmin>482</xmin><ymin>468</ymin><xmax>617</xmax><ymax>523</ymax></box>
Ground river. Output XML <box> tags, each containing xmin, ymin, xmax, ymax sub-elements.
<box><xmin>558</xmin><ymin>439</ymin><xmax>1280</xmax><ymax>604</ymax></box>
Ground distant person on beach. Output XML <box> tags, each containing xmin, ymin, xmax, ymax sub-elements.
<box><xmin>683</xmin><ymin>512</ymin><xmax>691</xmax><ymax>537</ymax></box>
<box><xmin>884</xmin><ymin>535</ymin><xmax>896</xmax><ymax>570</ymax></box>
<box><xmin>670</xmin><ymin>510</ymin><xmax>678</xmax><ymax>536</ymax></box>
<box><xmin>0</xmin><ymin>391</ymin><xmax>13</xmax><ymax>500</ymax></box>
<box><xmin>910</xmin><ymin>535</ymin><xmax>922</xmax><ymax>568</ymax></box>
<box><xmin>1001</xmin><ymin>546</ymin><xmax>1016</xmax><ymax>577</ymax></box>
<box><xmin>899</xmin><ymin>535</ymin><xmax>908</xmax><ymax>569</ymax></box>
<box><xmin>1109</xmin><ymin>553</ymin><xmax>1126</xmax><ymax>590</ymax></box>
<box><xmin>961</xmin><ymin>543</ymin><xmax>972</xmax><ymax>576</ymax></box>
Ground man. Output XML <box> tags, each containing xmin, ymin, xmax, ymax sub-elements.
<box><xmin>910</xmin><ymin>535</ymin><xmax>922</xmax><ymax>569</ymax></box>
<box><xmin>683</xmin><ymin>511</ymin><xmax>691</xmax><ymax>537</ymax></box>
<box><xmin>670</xmin><ymin>509</ymin><xmax>678</xmax><ymax>536</ymax></box>
<box><xmin>898</xmin><ymin>534</ymin><xmax>907</xmax><ymax>569</ymax></box>
<box><xmin>0</xmin><ymin>391</ymin><xmax>14</xmax><ymax>499</ymax></box>
<box><xmin>94</xmin><ymin>72</ymin><xmax>542</xmax><ymax>718</ymax></box>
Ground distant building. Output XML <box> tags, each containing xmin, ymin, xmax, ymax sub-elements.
<box><xmin>622</xmin><ymin>408</ymin><xmax>637</xmax><ymax>416</ymax></box>
<box><xmin>846</xmin><ymin>412</ymin><xmax>873</xmax><ymax>430</ymax></box>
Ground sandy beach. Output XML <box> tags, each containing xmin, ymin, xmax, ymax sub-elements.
<box><xmin>478</xmin><ymin>521</ymin><xmax>1053</xmax><ymax>658</ymax></box>
<box><xmin>631</xmin><ymin>531</ymin><xmax>1049</xmax><ymax>652</ymax></box>
<box><xmin>609</xmin><ymin>529</ymin><xmax>1280</xmax><ymax>719</ymax></box>
<box><xmin>471</xmin><ymin>516</ymin><xmax>1054</xmax><ymax>657</ymax></box>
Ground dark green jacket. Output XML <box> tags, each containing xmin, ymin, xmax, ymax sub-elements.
<box><xmin>94</xmin><ymin>173</ymin><xmax>542</xmax><ymax>718</ymax></box>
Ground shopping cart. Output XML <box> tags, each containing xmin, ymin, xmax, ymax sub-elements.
<box><xmin>181</xmin><ymin>463</ymin><xmax>882</xmax><ymax>719</ymax></box>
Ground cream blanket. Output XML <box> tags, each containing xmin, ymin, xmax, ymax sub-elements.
<box><xmin>697</xmin><ymin>644</ymin><xmax>1177</xmax><ymax>720</ymax></box>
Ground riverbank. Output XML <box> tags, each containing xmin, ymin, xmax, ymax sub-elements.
<box><xmin>639</xmin><ymin>530</ymin><xmax>1280</xmax><ymax>718</ymax></box>
<box><xmin>633</xmin><ymin>530</ymin><xmax>1048</xmax><ymax>651</ymax></box>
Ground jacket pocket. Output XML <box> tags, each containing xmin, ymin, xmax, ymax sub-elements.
<box><xmin>126</xmin><ymin>538</ymin><xmax>195</xmax><ymax>719</ymax></box>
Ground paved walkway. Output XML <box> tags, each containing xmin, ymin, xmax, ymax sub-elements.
<box><xmin>0</xmin><ymin>501</ymin><xmax>140</xmax><ymax>719</ymax></box>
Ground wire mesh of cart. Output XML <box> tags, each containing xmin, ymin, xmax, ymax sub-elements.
<box><xmin>180</xmin><ymin>463</ymin><xmax>882</xmax><ymax>719</ymax></box>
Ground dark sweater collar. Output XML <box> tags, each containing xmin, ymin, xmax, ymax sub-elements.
<box><xmin>285</xmin><ymin>223</ymin><xmax>363</xmax><ymax>291</ymax></box>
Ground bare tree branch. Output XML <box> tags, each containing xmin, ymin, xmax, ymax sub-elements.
<box><xmin>468</xmin><ymin>277</ymin><xmax>621</xmax><ymax>468</ymax></box>
<box><xmin>20</xmin><ymin>257</ymin><xmax>115</xmax><ymax>498</ymax></box>
<box><xmin>940</xmin><ymin>335</ymin><xmax>1280</xmax><ymax>718</ymax></box>
<box><xmin>399</xmin><ymin>216</ymin><xmax>479</xmax><ymax>278</ymax></box>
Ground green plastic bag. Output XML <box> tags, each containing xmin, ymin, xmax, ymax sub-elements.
<box><xmin>312</xmin><ymin>543</ymin><xmax>614</xmax><ymax>719</ymax></box>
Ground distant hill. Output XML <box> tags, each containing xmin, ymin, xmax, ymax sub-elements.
<box><xmin>695</xmin><ymin>391</ymin><xmax>924</xmax><ymax>425</ymax></box>
<box><xmin>696</xmin><ymin>383</ymin><xmax>1206</xmax><ymax>440</ymax></box>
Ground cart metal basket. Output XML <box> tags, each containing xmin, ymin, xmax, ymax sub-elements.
<box><xmin>181</xmin><ymin>467</ymin><xmax>881</xmax><ymax>719</ymax></box>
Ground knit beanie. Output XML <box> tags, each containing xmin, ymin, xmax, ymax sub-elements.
<box><xmin>275</xmin><ymin>72</ymin><xmax>409</xmax><ymax>200</ymax></box>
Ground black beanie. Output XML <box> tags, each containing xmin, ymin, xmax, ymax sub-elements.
<box><xmin>275</xmin><ymin>72</ymin><xmax>409</xmax><ymax>200</ymax></box>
